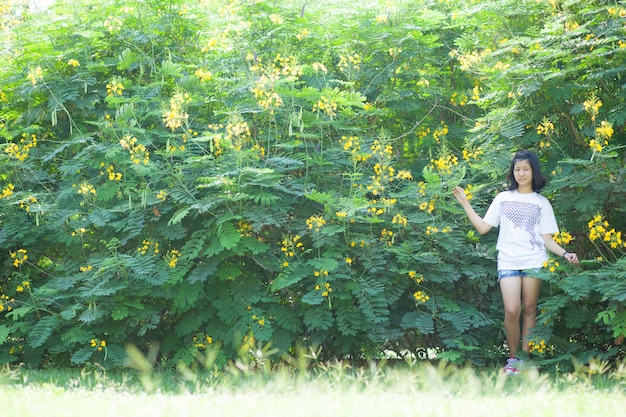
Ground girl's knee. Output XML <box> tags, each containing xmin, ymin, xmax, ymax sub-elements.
<box><xmin>522</xmin><ymin>302</ymin><xmax>538</xmax><ymax>314</ymax></box>
<box><xmin>504</xmin><ymin>307</ymin><xmax>521</xmax><ymax>321</ymax></box>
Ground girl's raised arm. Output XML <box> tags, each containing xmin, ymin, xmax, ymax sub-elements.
<box><xmin>453</xmin><ymin>186</ymin><xmax>493</xmax><ymax>235</ymax></box>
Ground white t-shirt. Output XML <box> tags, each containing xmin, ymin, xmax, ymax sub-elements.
<box><xmin>483</xmin><ymin>190</ymin><xmax>559</xmax><ymax>271</ymax></box>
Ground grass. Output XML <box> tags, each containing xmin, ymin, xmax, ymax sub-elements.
<box><xmin>1</xmin><ymin>354</ymin><xmax>626</xmax><ymax>417</ymax></box>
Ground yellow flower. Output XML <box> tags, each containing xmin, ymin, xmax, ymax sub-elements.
<box><xmin>194</xmin><ymin>69</ymin><xmax>213</xmax><ymax>82</ymax></box>
<box><xmin>67</xmin><ymin>59</ymin><xmax>80</xmax><ymax>67</ymax></box>
<box><xmin>536</xmin><ymin>117</ymin><xmax>555</xmax><ymax>136</ymax></box>
<box><xmin>1</xmin><ymin>183</ymin><xmax>15</xmax><ymax>199</ymax></box>
<box><xmin>27</xmin><ymin>66</ymin><xmax>43</xmax><ymax>86</ymax></box>
<box><xmin>553</xmin><ymin>231</ymin><xmax>573</xmax><ymax>245</ymax></box>
<box><xmin>269</xmin><ymin>14</ymin><xmax>283</xmax><ymax>24</ymax></box>
<box><xmin>413</xmin><ymin>291</ymin><xmax>429</xmax><ymax>303</ymax></box>
<box><xmin>595</xmin><ymin>120</ymin><xmax>614</xmax><ymax>141</ymax></box>
<box><xmin>166</xmin><ymin>249</ymin><xmax>181</xmax><ymax>268</ymax></box>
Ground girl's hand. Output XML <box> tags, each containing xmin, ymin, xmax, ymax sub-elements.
<box><xmin>453</xmin><ymin>186</ymin><xmax>469</xmax><ymax>205</ymax></box>
<box><xmin>564</xmin><ymin>252</ymin><xmax>579</xmax><ymax>265</ymax></box>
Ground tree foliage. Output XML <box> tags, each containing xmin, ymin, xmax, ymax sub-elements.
<box><xmin>0</xmin><ymin>0</ymin><xmax>624</xmax><ymax>370</ymax></box>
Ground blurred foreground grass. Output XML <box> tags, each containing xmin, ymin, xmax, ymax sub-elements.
<box><xmin>1</xmin><ymin>352</ymin><xmax>625</xmax><ymax>417</ymax></box>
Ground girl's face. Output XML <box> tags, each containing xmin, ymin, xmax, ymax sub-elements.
<box><xmin>513</xmin><ymin>159</ymin><xmax>533</xmax><ymax>190</ymax></box>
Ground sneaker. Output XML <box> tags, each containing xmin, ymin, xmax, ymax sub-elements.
<box><xmin>504</xmin><ymin>358</ymin><xmax>524</xmax><ymax>374</ymax></box>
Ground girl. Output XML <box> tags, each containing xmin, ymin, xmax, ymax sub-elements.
<box><xmin>453</xmin><ymin>150</ymin><xmax>579</xmax><ymax>374</ymax></box>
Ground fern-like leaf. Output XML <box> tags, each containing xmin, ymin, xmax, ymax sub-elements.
<box><xmin>28</xmin><ymin>315</ymin><xmax>58</xmax><ymax>348</ymax></box>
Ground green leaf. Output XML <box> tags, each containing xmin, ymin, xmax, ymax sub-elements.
<box><xmin>160</xmin><ymin>60</ymin><xmax>183</xmax><ymax>78</ymax></box>
<box><xmin>301</xmin><ymin>289</ymin><xmax>325</xmax><ymax>305</ymax></box>
<box><xmin>0</xmin><ymin>325</ymin><xmax>11</xmax><ymax>345</ymax></box>
<box><xmin>271</xmin><ymin>269</ymin><xmax>306</xmax><ymax>291</ymax></box>
<box><xmin>111</xmin><ymin>305</ymin><xmax>130</xmax><ymax>321</ymax></box>
<box><xmin>28</xmin><ymin>315</ymin><xmax>58</xmax><ymax>348</ymax></box>
<box><xmin>70</xmin><ymin>346</ymin><xmax>94</xmax><ymax>365</ymax></box>
<box><xmin>304</xmin><ymin>307</ymin><xmax>334</xmax><ymax>331</ymax></box>
<box><xmin>217</xmin><ymin>222</ymin><xmax>241</xmax><ymax>250</ymax></box>
<box><xmin>400</xmin><ymin>311</ymin><xmax>435</xmax><ymax>334</ymax></box>
<box><xmin>169</xmin><ymin>207</ymin><xmax>191</xmax><ymax>225</ymax></box>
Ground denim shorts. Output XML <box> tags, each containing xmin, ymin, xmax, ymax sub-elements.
<box><xmin>497</xmin><ymin>268</ymin><xmax>542</xmax><ymax>281</ymax></box>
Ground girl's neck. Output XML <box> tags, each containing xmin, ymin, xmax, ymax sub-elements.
<box><xmin>516</xmin><ymin>185</ymin><xmax>534</xmax><ymax>194</ymax></box>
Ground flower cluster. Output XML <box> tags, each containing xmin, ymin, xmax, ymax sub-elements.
<box><xmin>19</xmin><ymin>195</ymin><xmax>38</xmax><ymax>213</ymax></box>
<box><xmin>583</xmin><ymin>94</ymin><xmax>602</xmax><ymax>122</ymax></box>
<box><xmin>193</xmin><ymin>334</ymin><xmax>214</xmax><ymax>350</ymax></box>
<box><xmin>137</xmin><ymin>239</ymin><xmax>160</xmax><ymax>256</ymax></box>
<box><xmin>165</xmin><ymin>249</ymin><xmax>181</xmax><ymax>268</ymax></box>
<box><xmin>5</xmin><ymin>133</ymin><xmax>38</xmax><ymax>161</ymax></box>
<box><xmin>315</xmin><ymin>282</ymin><xmax>332</xmax><ymax>298</ymax></box>
<box><xmin>225</xmin><ymin>119</ymin><xmax>251</xmax><ymax>150</ymax></box>
<box><xmin>313</xmin><ymin>95</ymin><xmax>338</xmax><ymax>119</ymax></box>
<box><xmin>194</xmin><ymin>69</ymin><xmax>213</xmax><ymax>82</ymax></box>
<box><xmin>67</xmin><ymin>59</ymin><xmax>80</xmax><ymax>68</ymax></box>
<box><xmin>27</xmin><ymin>66</ymin><xmax>43</xmax><ymax>86</ymax></box>
<box><xmin>75</xmin><ymin>182</ymin><xmax>97</xmax><ymax>198</ymax></box>
<box><xmin>588</xmin><ymin>215</ymin><xmax>624</xmax><ymax>248</ymax></box>
<box><xmin>10</xmin><ymin>249</ymin><xmax>28</xmax><ymax>267</ymax></box>
<box><xmin>15</xmin><ymin>281</ymin><xmax>30</xmax><ymax>293</ymax></box>
<box><xmin>338</xmin><ymin>53</ymin><xmax>362</xmax><ymax>73</ymax></box>
<box><xmin>281</xmin><ymin>234</ymin><xmax>304</xmax><ymax>260</ymax></box>
<box><xmin>553</xmin><ymin>231</ymin><xmax>573</xmax><ymax>246</ymax></box>
<box><xmin>106</xmin><ymin>76</ymin><xmax>124</xmax><ymax>97</ymax></box>
<box><xmin>380</xmin><ymin>228</ymin><xmax>394</xmax><ymax>245</ymax></box>
<box><xmin>413</xmin><ymin>291</ymin><xmax>430</xmax><ymax>303</ymax></box>
<box><xmin>269</xmin><ymin>13</ymin><xmax>284</xmax><ymax>25</ymax></box>
<box><xmin>1</xmin><ymin>183</ymin><xmax>14</xmax><ymax>199</ymax></box>
<box><xmin>156</xmin><ymin>190</ymin><xmax>168</xmax><ymax>202</ymax></box>
<box><xmin>528</xmin><ymin>339</ymin><xmax>547</xmax><ymax>355</ymax></box>
<box><xmin>163</xmin><ymin>92</ymin><xmax>191</xmax><ymax>131</ymax></box>
<box><xmin>306</xmin><ymin>215</ymin><xmax>326</xmax><ymax>232</ymax></box>
<box><xmin>0</xmin><ymin>294</ymin><xmax>14</xmax><ymax>312</ymax></box>
<box><xmin>432</xmin><ymin>121</ymin><xmax>449</xmax><ymax>143</ymax></box>
<box><xmin>426</xmin><ymin>225</ymin><xmax>452</xmax><ymax>235</ymax></box>
<box><xmin>408</xmin><ymin>271</ymin><xmax>424</xmax><ymax>285</ymax></box>
<box><xmin>537</xmin><ymin>117</ymin><xmax>555</xmax><ymax>149</ymax></box>
<box><xmin>296</xmin><ymin>28</ymin><xmax>310</xmax><ymax>41</ymax></box>
<box><xmin>273</xmin><ymin>54</ymin><xmax>303</xmax><ymax>78</ymax></box>
<box><xmin>543</xmin><ymin>258</ymin><xmax>560</xmax><ymax>273</ymax></box>
<box><xmin>590</xmin><ymin>120</ymin><xmax>614</xmax><ymax>153</ymax></box>
<box><xmin>339</xmin><ymin>135</ymin><xmax>371</xmax><ymax>163</ymax></box>
<box><xmin>238</xmin><ymin>220</ymin><xmax>253</xmax><ymax>237</ymax></box>
<box><xmin>90</xmin><ymin>339</ymin><xmax>107</xmax><ymax>351</ymax></box>
<box><xmin>251</xmin><ymin>313</ymin><xmax>265</xmax><ymax>326</ymax></box>
<box><xmin>450</xmin><ymin>92</ymin><xmax>468</xmax><ymax>107</ymax></box>
<box><xmin>392</xmin><ymin>213</ymin><xmax>408</xmax><ymax>227</ymax></box>
<box><xmin>252</xmin><ymin>74</ymin><xmax>284</xmax><ymax>113</ymax></box>
<box><xmin>430</xmin><ymin>154</ymin><xmax>459</xmax><ymax>175</ymax></box>
<box><xmin>104</xmin><ymin>15</ymin><xmax>122</xmax><ymax>33</ymax></box>
<box><xmin>388</xmin><ymin>47</ymin><xmax>402</xmax><ymax>58</ymax></box>
<box><xmin>536</xmin><ymin>117</ymin><xmax>555</xmax><ymax>136</ymax></box>
<box><xmin>100</xmin><ymin>163</ymin><xmax>122</xmax><ymax>182</ymax></box>
<box><xmin>120</xmin><ymin>135</ymin><xmax>150</xmax><ymax>165</ymax></box>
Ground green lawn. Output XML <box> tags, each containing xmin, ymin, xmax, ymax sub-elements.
<box><xmin>2</xmin><ymin>361</ymin><xmax>625</xmax><ymax>417</ymax></box>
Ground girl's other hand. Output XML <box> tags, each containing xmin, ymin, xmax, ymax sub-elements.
<box><xmin>453</xmin><ymin>186</ymin><xmax>469</xmax><ymax>205</ymax></box>
<box><xmin>564</xmin><ymin>252</ymin><xmax>579</xmax><ymax>265</ymax></box>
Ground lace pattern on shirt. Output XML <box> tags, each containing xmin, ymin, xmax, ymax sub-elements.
<box><xmin>500</xmin><ymin>200</ymin><xmax>543</xmax><ymax>250</ymax></box>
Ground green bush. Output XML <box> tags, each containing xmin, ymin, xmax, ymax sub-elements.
<box><xmin>0</xmin><ymin>0</ymin><xmax>624</xmax><ymax>370</ymax></box>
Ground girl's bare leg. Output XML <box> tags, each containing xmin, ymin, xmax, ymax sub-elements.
<box><xmin>521</xmin><ymin>276</ymin><xmax>542</xmax><ymax>354</ymax></box>
<box><xmin>499</xmin><ymin>277</ymin><xmax>522</xmax><ymax>357</ymax></box>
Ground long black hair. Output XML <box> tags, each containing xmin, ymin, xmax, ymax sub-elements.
<box><xmin>507</xmin><ymin>150</ymin><xmax>547</xmax><ymax>192</ymax></box>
